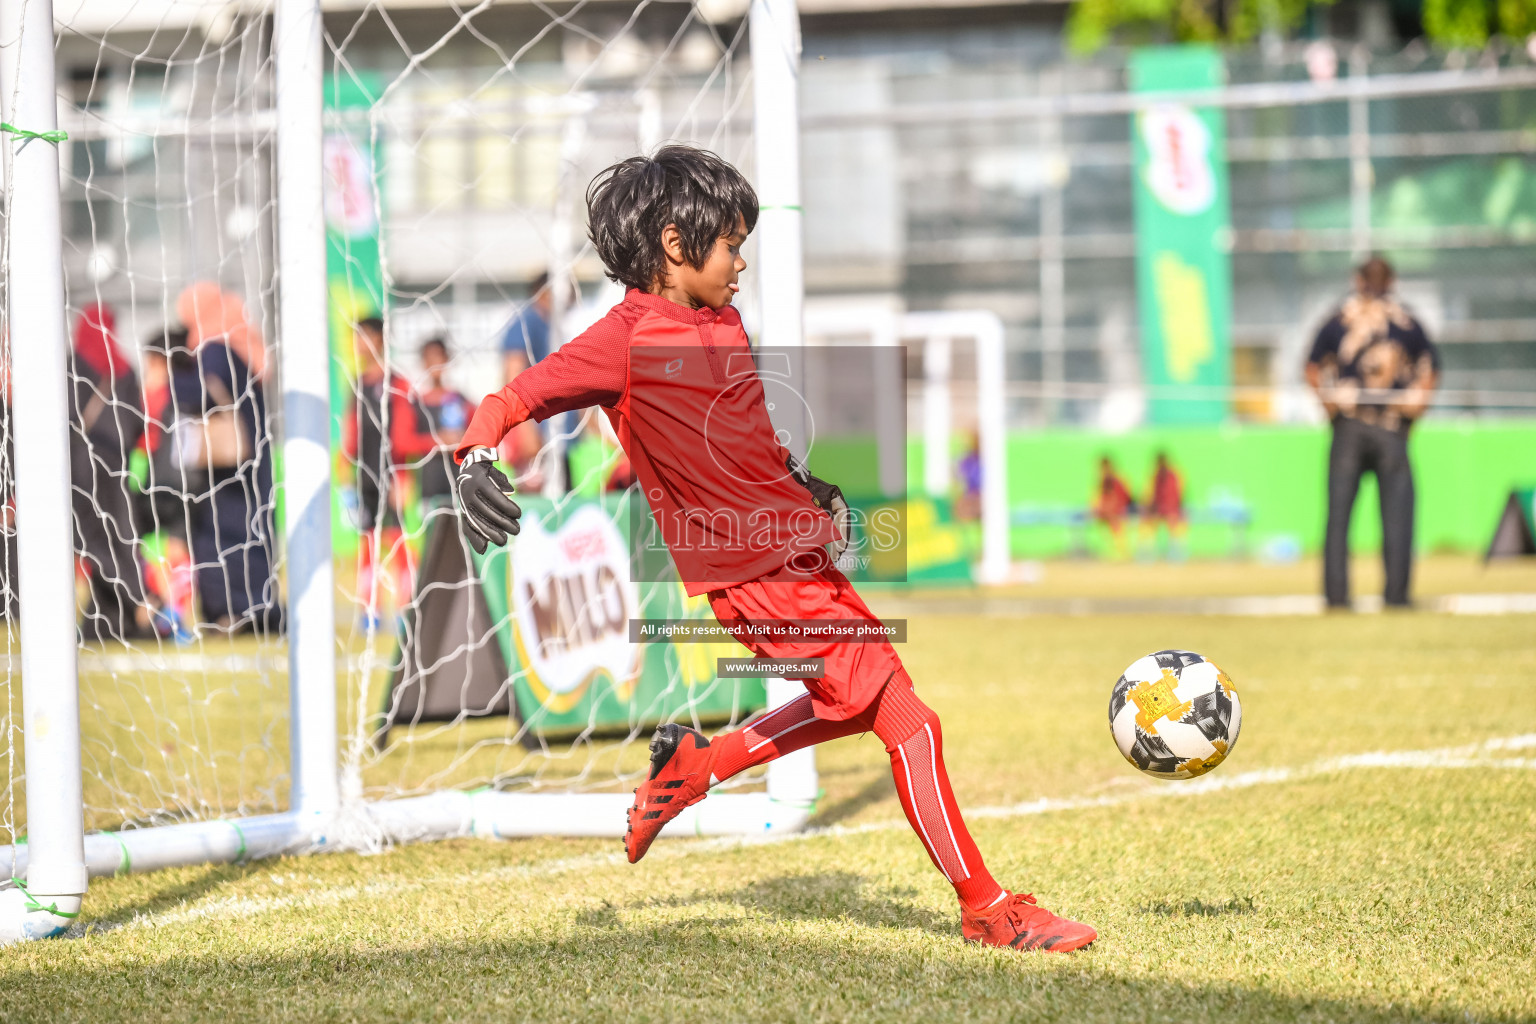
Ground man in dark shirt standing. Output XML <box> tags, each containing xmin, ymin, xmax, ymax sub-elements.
<box><xmin>1306</xmin><ymin>256</ymin><xmax>1440</xmax><ymax>609</ymax></box>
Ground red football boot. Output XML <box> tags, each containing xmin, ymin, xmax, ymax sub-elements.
<box><xmin>624</xmin><ymin>723</ymin><xmax>716</xmax><ymax>863</ymax></box>
<box><xmin>962</xmin><ymin>892</ymin><xmax>1097</xmax><ymax>952</ymax></box>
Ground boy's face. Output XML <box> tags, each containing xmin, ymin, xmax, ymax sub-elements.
<box><xmin>142</xmin><ymin>351</ymin><xmax>167</xmax><ymax>388</ymax></box>
<box><xmin>665</xmin><ymin>216</ymin><xmax>748</xmax><ymax>310</ymax></box>
<box><xmin>354</xmin><ymin>327</ymin><xmax>383</xmax><ymax>372</ymax></box>
<box><xmin>421</xmin><ymin>345</ymin><xmax>448</xmax><ymax>384</ymax></box>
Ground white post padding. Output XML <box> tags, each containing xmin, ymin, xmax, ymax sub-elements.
<box><xmin>806</xmin><ymin>309</ymin><xmax>1012</xmax><ymax>586</ymax></box>
<box><xmin>904</xmin><ymin>311</ymin><xmax>1010</xmax><ymax>585</ymax></box>
<box><xmin>274</xmin><ymin>0</ymin><xmax>339</xmax><ymax>818</ymax></box>
<box><xmin>749</xmin><ymin>0</ymin><xmax>805</xmax><ymax>354</ymax></box>
<box><xmin>0</xmin><ymin>0</ymin><xmax>88</xmax><ymax>941</ymax></box>
<box><xmin>763</xmin><ymin>676</ymin><xmax>819</xmax><ymax>814</ymax></box>
<box><xmin>922</xmin><ymin>337</ymin><xmax>952</xmax><ymax>499</ymax></box>
<box><xmin>749</xmin><ymin>0</ymin><xmax>819</xmax><ymax>820</ymax></box>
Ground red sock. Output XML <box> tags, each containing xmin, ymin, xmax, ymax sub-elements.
<box><xmin>872</xmin><ymin>681</ymin><xmax>1005</xmax><ymax>912</ymax></box>
<box><xmin>709</xmin><ymin>693</ymin><xmax>863</xmax><ymax>782</ymax></box>
<box><xmin>708</xmin><ymin>681</ymin><xmax>1005</xmax><ymax>913</ymax></box>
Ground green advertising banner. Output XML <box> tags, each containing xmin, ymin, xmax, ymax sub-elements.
<box><xmin>324</xmin><ymin>73</ymin><xmax>386</xmax><ymax>552</ymax></box>
<box><xmin>1130</xmin><ymin>47</ymin><xmax>1233</xmax><ymax>425</ymax></box>
<box><xmin>473</xmin><ymin>492</ymin><xmax>763</xmax><ymax>734</ymax></box>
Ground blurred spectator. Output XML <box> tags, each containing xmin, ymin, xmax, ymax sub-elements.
<box><xmin>1306</xmin><ymin>256</ymin><xmax>1440</xmax><ymax>609</ymax></box>
<box><xmin>176</xmin><ymin>283</ymin><xmax>281</xmax><ymax>633</ymax></box>
<box><xmin>136</xmin><ymin>327</ymin><xmax>193</xmax><ymax>529</ymax></box>
<box><xmin>0</xmin><ymin>390</ymin><xmax>14</xmax><ymax>622</ymax></box>
<box><xmin>1093</xmin><ymin>455</ymin><xmax>1135</xmax><ymax>559</ymax></box>
<box><xmin>136</xmin><ymin>327</ymin><xmax>197</xmax><ymax>634</ymax></box>
<box><xmin>139</xmin><ymin>331</ymin><xmax>173</xmax><ymax>462</ymax></box>
<box><xmin>415</xmin><ymin>335</ymin><xmax>475</xmax><ymax>503</ymax></box>
<box><xmin>69</xmin><ymin>302</ymin><xmax>160</xmax><ymax>642</ymax></box>
<box><xmin>345</xmin><ymin>318</ymin><xmax>439</xmax><ymax>526</ymax></box>
<box><xmin>1140</xmin><ymin>450</ymin><xmax>1186</xmax><ymax>560</ymax></box>
<box><xmin>499</xmin><ymin>272</ymin><xmax>575</xmax><ymax>491</ymax></box>
<box><xmin>500</xmin><ymin>271</ymin><xmax>551</xmax><ymax>383</ymax></box>
<box><xmin>176</xmin><ymin>281</ymin><xmax>267</xmax><ymax>380</ymax></box>
<box><xmin>344</xmin><ymin>317</ymin><xmax>435</xmax><ymax>624</ymax></box>
<box><xmin>955</xmin><ymin>432</ymin><xmax>982</xmax><ymax>522</ymax></box>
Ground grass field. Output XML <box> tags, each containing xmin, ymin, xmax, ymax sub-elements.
<box><xmin>2</xmin><ymin>560</ymin><xmax>1534</xmax><ymax>1022</ymax></box>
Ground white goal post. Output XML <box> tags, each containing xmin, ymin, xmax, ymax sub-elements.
<box><xmin>0</xmin><ymin>0</ymin><xmax>821</xmax><ymax>942</ymax></box>
<box><xmin>804</xmin><ymin>306</ymin><xmax>1010</xmax><ymax>585</ymax></box>
<box><xmin>0</xmin><ymin>0</ymin><xmax>89</xmax><ymax>942</ymax></box>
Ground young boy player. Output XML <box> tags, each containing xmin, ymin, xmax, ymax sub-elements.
<box><xmin>453</xmin><ymin>146</ymin><xmax>1096</xmax><ymax>953</ymax></box>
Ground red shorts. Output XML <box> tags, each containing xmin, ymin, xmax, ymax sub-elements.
<box><xmin>709</xmin><ymin>563</ymin><xmax>909</xmax><ymax>721</ymax></box>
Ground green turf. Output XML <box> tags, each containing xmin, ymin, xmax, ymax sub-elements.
<box><xmin>898</xmin><ymin>552</ymin><xmax>1536</xmax><ymax>601</ymax></box>
<box><xmin>3</xmin><ymin>602</ymin><xmax>1533</xmax><ymax>1023</ymax></box>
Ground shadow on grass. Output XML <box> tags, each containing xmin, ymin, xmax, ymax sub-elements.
<box><xmin>6</xmin><ymin>922</ymin><xmax>1482</xmax><ymax>1024</ymax></box>
<box><xmin>575</xmin><ymin>870</ymin><xmax>950</xmax><ymax>936</ymax></box>
<box><xmin>74</xmin><ymin>860</ymin><xmax>274</xmax><ymax>933</ymax></box>
<box><xmin>810</xmin><ymin>771</ymin><xmax>896</xmax><ymax>828</ymax></box>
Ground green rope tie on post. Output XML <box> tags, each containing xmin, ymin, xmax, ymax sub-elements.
<box><xmin>0</xmin><ymin>122</ymin><xmax>68</xmax><ymax>145</ymax></box>
<box><xmin>219</xmin><ymin>820</ymin><xmax>248</xmax><ymax>863</ymax></box>
<box><xmin>106</xmin><ymin>831</ymin><xmax>132</xmax><ymax>876</ymax></box>
<box><xmin>766</xmin><ymin>786</ymin><xmax>826</xmax><ymax>814</ymax></box>
<box><xmin>9</xmin><ymin>879</ymin><xmax>80</xmax><ymax>919</ymax></box>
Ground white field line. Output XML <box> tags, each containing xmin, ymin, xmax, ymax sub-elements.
<box><xmin>79</xmin><ymin>733</ymin><xmax>1536</xmax><ymax>937</ymax></box>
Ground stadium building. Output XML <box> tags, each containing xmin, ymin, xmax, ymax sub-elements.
<box><xmin>54</xmin><ymin>0</ymin><xmax>1536</xmax><ymax>426</ymax></box>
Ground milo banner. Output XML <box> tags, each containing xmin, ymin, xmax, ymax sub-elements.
<box><xmin>323</xmin><ymin>72</ymin><xmax>386</xmax><ymax>552</ymax></box>
<box><xmin>379</xmin><ymin>491</ymin><xmax>762</xmax><ymax>742</ymax></box>
<box><xmin>1130</xmin><ymin>46</ymin><xmax>1233</xmax><ymax>425</ymax></box>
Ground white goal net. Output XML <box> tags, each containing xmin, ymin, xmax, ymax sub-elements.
<box><xmin>0</xmin><ymin>0</ymin><xmax>813</xmax><ymax>911</ymax></box>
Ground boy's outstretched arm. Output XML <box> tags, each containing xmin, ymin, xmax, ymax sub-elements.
<box><xmin>453</xmin><ymin>303</ymin><xmax>633</xmax><ymax>464</ymax></box>
<box><xmin>451</xmin><ymin>303</ymin><xmax>634</xmax><ymax>552</ymax></box>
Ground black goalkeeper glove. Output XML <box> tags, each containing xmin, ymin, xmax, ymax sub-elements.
<box><xmin>456</xmin><ymin>447</ymin><xmax>522</xmax><ymax>554</ymax></box>
<box><xmin>785</xmin><ymin>453</ymin><xmax>852</xmax><ymax>564</ymax></box>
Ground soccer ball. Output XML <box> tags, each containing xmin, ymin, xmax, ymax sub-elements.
<box><xmin>1109</xmin><ymin>650</ymin><xmax>1241</xmax><ymax>780</ymax></box>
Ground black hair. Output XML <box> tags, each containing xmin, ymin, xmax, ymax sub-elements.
<box><xmin>144</xmin><ymin>326</ymin><xmax>196</xmax><ymax>374</ymax></box>
<box><xmin>1356</xmin><ymin>255</ymin><xmax>1394</xmax><ymax>296</ymax></box>
<box><xmin>356</xmin><ymin>316</ymin><xmax>385</xmax><ymax>340</ymax></box>
<box><xmin>585</xmin><ymin>145</ymin><xmax>758</xmax><ymax>293</ymax></box>
<box><xmin>420</xmin><ymin>335</ymin><xmax>450</xmax><ymax>359</ymax></box>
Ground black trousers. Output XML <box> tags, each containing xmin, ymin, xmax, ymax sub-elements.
<box><xmin>71</xmin><ymin>444</ymin><xmax>151</xmax><ymax>640</ymax></box>
<box><xmin>189</xmin><ymin>467</ymin><xmax>281</xmax><ymax>632</ymax></box>
<box><xmin>1324</xmin><ymin>416</ymin><xmax>1416</xmax><ymax>607</ymax></box>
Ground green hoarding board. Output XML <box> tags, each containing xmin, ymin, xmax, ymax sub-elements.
<box><xmin>471</xmin><ymin>491</ymin><xmax>764</xmax><ymax>734</ymax></box>
<box><xmin>1130</xmin><ymin>47</ymin><xmax>1233</xmax><ymax>425</ymax></box>
<box><xmin>324</xmin><ymin>73</ymin><xmax>386</xmax><ymax>553</ymax></box>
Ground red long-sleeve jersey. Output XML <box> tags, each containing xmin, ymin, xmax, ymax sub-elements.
<box><xmin>457</xmin><ymin>289</ymin><xmax>837</xmax><ymax>595</ymax></box>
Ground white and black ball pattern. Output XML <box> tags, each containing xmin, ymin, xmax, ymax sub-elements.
<box><xmin>1109</xmin><ymin>650</ymin><xmax>1241</xmax><ymax>780</ymax></box>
